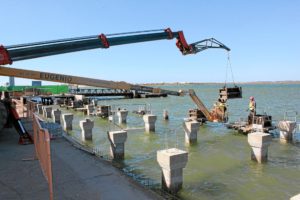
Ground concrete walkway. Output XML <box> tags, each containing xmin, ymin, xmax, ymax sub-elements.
<box><xmin>0</xmin><ymin>124</ymin><xmax>162</xmax><ymax>200</ymax></box>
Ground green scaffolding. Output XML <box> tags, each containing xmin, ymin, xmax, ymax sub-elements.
<box><xmin>0</xmin><ymin>85</ymin><xmax>68</xmax><ymax>94</ymax></box>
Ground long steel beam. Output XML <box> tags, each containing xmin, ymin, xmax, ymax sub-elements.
<box><xmin>0</xmin><ymin>65</ymin><xmax>181</xmax><ymax>96</ymax></box>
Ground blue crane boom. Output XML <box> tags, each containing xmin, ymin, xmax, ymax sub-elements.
<box><xmin>0</xmin><ymin>28</ymin><xmax>230</xmax><ymax>65</ymax></box>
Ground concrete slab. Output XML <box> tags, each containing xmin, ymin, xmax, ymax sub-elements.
<box><xmin>0</xmin><ymin>127</ymin><xmax>49</xmax><ymax>200</ymax></box>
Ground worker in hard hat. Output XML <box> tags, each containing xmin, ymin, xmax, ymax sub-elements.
<box><xmin>248</xmin><ymin>96</ymin><xmax>256</xmax><ymax>124</ymax></box>
<box><xmin>212</xmin><ymin>98</ymin><xmax>227</xmax><ymax>122</ymax></box>
<box><xmin>217</xmin><ymin>98</ymin><xmax>227</xmax><ymax>113</ymax></box>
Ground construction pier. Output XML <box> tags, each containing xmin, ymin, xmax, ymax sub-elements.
<box><xmin>0</xmin><ymin>118</ymin><xmax>162</xmax><ymax>200</ymax></box>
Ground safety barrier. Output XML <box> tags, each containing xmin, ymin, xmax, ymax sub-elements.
<box><xmin>33</xmin><ymin>113</ymin><xmax>53</xmax><ymax>200</ymax></box>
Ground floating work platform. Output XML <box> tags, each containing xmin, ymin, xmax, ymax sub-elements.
<box><xmin>226</xmin><ymin>114</ymin><xmax>276</xmax><ymax>134</ymax></box>
<box><xmin>226</xmin><ymin>122</ymin><xmax>276</xmax><ymax>134</ymax></box>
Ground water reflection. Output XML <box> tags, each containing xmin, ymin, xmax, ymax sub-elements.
<box><xmin>249</xmin><ymin>162</ymin><xmax>264</xmax><ymax>177</ymax></box>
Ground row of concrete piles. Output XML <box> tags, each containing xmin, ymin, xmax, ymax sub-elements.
<box><xmin>37</xmin><ymin>103</ymin><xmax>185</xmax><ymax>193</ymax></box>
<box><xmin>66</xmin><ymin>103</ymin><xmax>160</xmax><ymax>132</ymax></box>
<box><xmin>168</xmin><ymin>119</ymin><xmax>299</xmax><ymax>193</ymax></box>
<box><xmin>36</xmin><ymin>104</ymin><xmax>299</xmax><ymax>195</ymax></box>
<box><xmin>36</xmin><ymin>104</ymin><xmax>159</xmax><ymax>159</ymax></box>
<box><xmin>37</xmin><ymin>104</ymin><xmax>62</xmax><ymax>124</ymax></box>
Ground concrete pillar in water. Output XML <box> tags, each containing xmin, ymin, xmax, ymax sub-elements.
<box><xmin>42</xmin><ymin>106</ymin><xmax>52</xmax><ymax>118</ymax></box>
<box><xmin>62</xmin><ymin>113</ymin><xmax>73</xmax><ymax>131</ymax></box>
<box><xmin>37</xmin><ymin>104</ymin><xmax>43</xmax><ymax>115</ymax></box>
<box><xmin>98</xmin><ymin>105</ymin><xmax>111</xmax><ymax>118</ymax></box>
<box><xmin>157</xmin><ymin>148</ymin><xmax>188</xmax><ymax>193</ymax></box>
<box><xmin>85</xmin><ymin>104</ymin><xmax>94</xmax><ymax>115</ymax></box>
<box><xmin>143</xmin><ymin>114</ymin><xmax>157</xmax><ymax>132</ymax></box>
<box><xmin>108</xmin><ymin>130</ymin><xmax>127</xmax><ymax>159</ymax></box>
<box><xmin>290</xmin><ymin>193</ymin><xmax>300</xmax><ymax>200</ymax></box>
<box><xmin>79</xmin><ymin>119</ymin><xmax>94</xmax><ymax>140</ymax></box>
<box><xmin>183</xmin><ymin>120</ymin><xmax>200</xmax><ymax>144</ymax></box>
<box><xmin>248</xmin><ymin>132</ymin><xmax>272</xmax><ymax>163</ymax></box>
<box><xmin>278</xmin><ymin>120</ymin><xmax>297</xmax><ymax>142</ymax></box>
<box><xmin>74</xmin><ymin>94</ymin><xmax>85</xmax><ymax>101</ymax></box>
<box><xmin>108</xmin><ymin>115</ymin><xmax>114</xmax><ymax>122</ymax></box>
<box><xmin>163</xmin><ymin>109</ymin><xmax>169</xmax><ymax>120</ymax></box>
<box><xmin>117</xmin><ymin>109</ymin><xmax>128</xmax><ymax>123</ymax></box>
<box><xmin>91</xmin><ymin>99</ymin><xmax>97</xmax><ymax>106</ymax></box>
<box><xmin>52</xmin><ymin>109</ymin><xmax>61</xmax><ymax>124</ymax></box>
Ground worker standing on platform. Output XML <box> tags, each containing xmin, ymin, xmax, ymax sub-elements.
<box><xmin>212</xmin><ymin>98</ymin><xmax>227</xmax><ymax>122</ymax></box>
<box><xmin>248</xmin><ymin>96</ymin><xmax>256</xmax><ymax>124</ymax></box>
<box><xmin>217</xmin><ymin>98</ymin><xmax>227</xmax><ymax>113</ymax></box>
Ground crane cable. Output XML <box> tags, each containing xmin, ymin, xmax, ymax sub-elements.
<box><xmin>224</xmin><ymin>51</ymin><xmax>236</xmax><ymax>87</ymax></box>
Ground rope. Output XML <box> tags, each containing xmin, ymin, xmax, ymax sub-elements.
<box><xmin>224</xmin><ymin>51</ymin><xmax>236</xmax><ymax>86</ymax></box>
<box><xmin>224</xmin><ymin>54</ymin><xmax>229</xmax><ymax>87</ymax></box>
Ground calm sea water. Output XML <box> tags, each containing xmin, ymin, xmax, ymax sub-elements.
<box><xmin>61</xmin><ymin>83</ymin><xmax>300</xmax><ymax>200</ymax></box>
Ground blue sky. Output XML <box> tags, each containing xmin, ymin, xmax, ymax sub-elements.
<box><xmin>1</xmin><ymin>0</ymin><xmax>299</xmax><ymax>85</ymax></box>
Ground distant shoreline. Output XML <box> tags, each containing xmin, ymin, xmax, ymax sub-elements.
<box><xmin>141</xmin><ymin>81</ymin><xmax>300</xmax><ymax>86</ymax></box>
